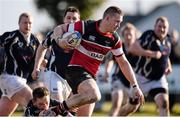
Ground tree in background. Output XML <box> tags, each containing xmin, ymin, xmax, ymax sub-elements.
<box><xmin>34</xmin><ymin>0</ymin><xmax>105</xmax><ymax>25</ymax></box>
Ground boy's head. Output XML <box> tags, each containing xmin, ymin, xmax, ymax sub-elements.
<box><xmin>32</xmin><ymin>87</ymin><xmax>50</xmax><ymax>110</ymax></box>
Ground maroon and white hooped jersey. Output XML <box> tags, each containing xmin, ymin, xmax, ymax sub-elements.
<box><xmin>67</xmin><ymin>20</ymin><xmax>124</xmax><ymax>77</ymax></box>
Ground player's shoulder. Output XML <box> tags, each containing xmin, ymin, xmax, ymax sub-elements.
<box><xmin>142</xmin><ymin>30</ymin><xmax>154</xmax><ymax>36</ymax></box>
<box><xmin>83</xmin><ymin>20</ymin><xmax>96</xmax><ymax>27</ymax></box>
<box><xmin>84</xmin><ymin>20</ymin><xmax>96</xmax><ymax>24</ymax></box>
<box><xmin>139</xmin><ymin>30</ymin><xmax>154</xmax><ymax>42</ymax></box>
<box><xmin>1</xmin><ymin>30</ymin><xmax>17</xmax><ymax>38</ymax></box>
<box><xmin>0</xmin><ymin>30</ymin><xmax>19</xmax><ymax>44</ymax></box>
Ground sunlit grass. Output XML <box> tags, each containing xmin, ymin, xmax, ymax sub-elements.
<box><xmin>92</xmin><ymin>102</ymin><xmax>180</xmax><ymax>116</ymax></box>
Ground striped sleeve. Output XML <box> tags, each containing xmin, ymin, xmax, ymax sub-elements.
<box><xmin>111</xmin><ymin>36</ymin><xmax>124</xmax><ymax>57</ymax></box>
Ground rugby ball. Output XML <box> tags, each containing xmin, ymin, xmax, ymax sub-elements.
<box><xmin>62</xmin><ymin>31</ymin><xmax>82</xmax><ymax>47</ymax></box>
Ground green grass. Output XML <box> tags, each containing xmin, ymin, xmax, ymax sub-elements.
<box><xmin>92</xmin><ymin>102</ymin><xmax>180</xmax><ymax>116</ymax></box>
<box><xmin>13</xmin><ymin>102</ymin><xmax>180</xmax><ymax>116</ymax></box>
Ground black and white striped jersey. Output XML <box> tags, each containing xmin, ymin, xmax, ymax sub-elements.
<box><xmin>0</xmin><ymin>30</ymin><xmax>39</xmax><ymax>79</ymax></box>
<box><xmin>134</xmin><ymin>30</ymin><xmax>171</xmax><ymax>80</ymax></box>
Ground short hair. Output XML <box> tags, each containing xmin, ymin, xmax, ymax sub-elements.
<box><xmin>155</xmin><ymin>16</ymin><xmax>169</xmax><ymax>25</ymax></box>
<box><xmin>63</xmin><ymin>6</ymin><xmax>80</xmax><ymax>18</ymax></box>
<box><xmin>103</xmin><ymin>6</ymin><xmax>123</xmax><ymax>19</ymax></box>
<box><xmin>18</xmin><ymin>12</ymin><xmax>31</xmax><ymax>23</ymax></box>
<box><xmin>32</xmin><ymin>87</ymin><xmax>49</xmax><ymax>101</ymax></box>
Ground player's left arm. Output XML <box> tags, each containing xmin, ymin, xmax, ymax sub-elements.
<box><xmin>111</xmin><ymin>32</ymin><xmax>144</xmax><ymax>104</ymax></box>
<box><xmin>52</xmin><ymin>24</ymin><xmax>71</xmax><ymax>49</ymax></box>
<box><xmin>115</xmin><ymin>54</ymin><xmax>144</xmax><ymax>106</ymax></box>
<box><xmin>115</xmin><ymin>54</ymin><xmax>137</xmax><ymax>86</ymax></box>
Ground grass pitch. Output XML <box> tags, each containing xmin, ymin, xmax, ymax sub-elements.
<box><xmin>92</xmin><ymin>102</ymin><xmax>180</xmax><ymax>116</ymax></box>
<box><xmin>13</xmin><ymin>102</ymin><xmax>180</xmax><ymax>116</ymax></box>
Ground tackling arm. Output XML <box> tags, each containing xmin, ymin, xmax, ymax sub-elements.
<box><xmin>32</xmin><ymin>44</ymin><xmax>47</xmax><ymax>79</ymax></box>
<box><xmin>128</xmin><ymin>41</ymin><xmax>162</xmax><ymax>59</ymax></box>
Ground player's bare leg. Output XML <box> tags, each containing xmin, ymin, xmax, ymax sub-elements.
<box><xmin>65</xmin><ymin>79</ymin><xmax>101</xmax><ymax>115</ymax></box>
<box><xmin>77</xmin><ymin>103</ymin><xmax>95</xmax><ymax>116</ymax></box>
<box><xmin>109</xmin><ymin>90</ymin><xmax>124</xmax><ymax>116</ymax></box>
<box><xmin>154</xmin><ymin>93</ymin><xmax>170</xmax><ymax>116</ymax></box>
<box><xmin>0</xmin><ymin>85</ymin><xmax>32</xmax><ymax>116</ymax></box>
<box><xmin>0</xmin><ymin>97</ymin><xmax>18</xmax><ymax>116</ymax></box>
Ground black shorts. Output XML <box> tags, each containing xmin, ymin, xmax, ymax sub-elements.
<box><xmin>149</xmin><ymin>88</ymin><xmax>167</xmax><ymax>98</ymax></box>
<box><xmin>65</xmin><ymin>66</ymin><xmax>95</xmax><ymax>94</ymax></box>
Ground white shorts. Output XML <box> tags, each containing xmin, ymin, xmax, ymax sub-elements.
<box><xmin>38</xmin><ymin>70</ymin><xmax>72</xmax><ymax>100</ymax></box>
<box><xmin>112</xmin><ymin>79</ymin><xmax>131</xmax><ymax>96</ymax></box>
<box><xmin>0</xmin><ymin>74</ymin><xmax>27</xmax><ymax>99</ymax></box>
<box><xmin>136</xmin><ymin>74</ymin><xmax>168</xmax><ymax>96</ymax></box>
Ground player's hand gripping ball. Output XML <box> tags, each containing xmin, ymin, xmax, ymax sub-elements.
<box><xmin>62</xmin><ymin>31</ymin><xmax>82</xmax><ymax>48</ymax></box>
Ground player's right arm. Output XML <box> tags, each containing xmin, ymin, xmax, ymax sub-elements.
<box><xmin>32</xmin><ymin>31</ymin><xmax>53</xmax><ymax>79</ymax></box>
<box><xmin>128</xmin><ymin>40</ymin><xmax>162</xmax><ymax>59</ymax></box>
<box><xmin>32</xmin><ymin>44</ymin><xmax>47</xmax><ymax>79</ymax></box>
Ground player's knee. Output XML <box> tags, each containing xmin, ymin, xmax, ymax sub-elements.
<box><xmin>161</xmin><ymin>99</ymin><xmax>168</xmax><ymax>109</ymax></box>
<box><xmin>96</xmin><ymin>92</ymin><xmax>101</xmax><ymax>102</ymax></box>
<box><xmin>92</xmin><ymin>92</ymin><xmax>101</xmax><ymax>102</ymax></box>
<box><xmin>88</xmin><ymin>90</ymin><xmax>101</xmax><ymax>103</ymax></box>
<box><xmin>155</xmin><ymin>94</ymin><xmax>169</xmax><ymax>109</ymax></box>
